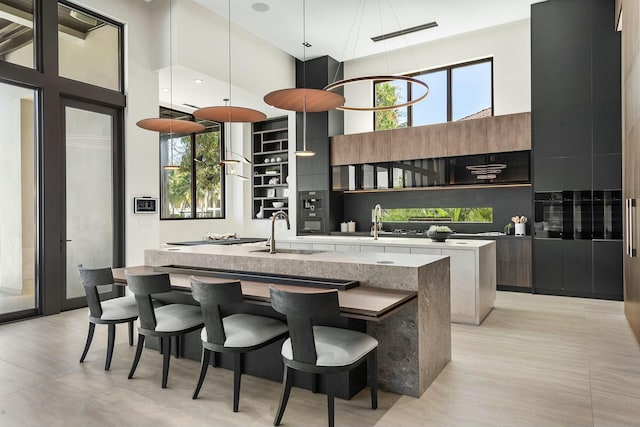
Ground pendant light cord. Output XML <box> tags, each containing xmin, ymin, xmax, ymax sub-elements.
<box><xmin>169</xmin><ymin>0</ymin><xmax>173</xmax><ymax>134</ymax></box>
<box><xmin>302</xmin><ymin>0</ymin><xmax>307</xmax><ymax>152</ymax></box>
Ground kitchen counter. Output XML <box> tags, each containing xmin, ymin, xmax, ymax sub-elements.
<box><xmin>144</xmin><ymin>243</ymin><xmax>451</xmax><ymax>397</ymax></box>
<box><xmin>277</xmin><ymin>235</ymin><xmax>496</xmax><ymax>325</ymax></box>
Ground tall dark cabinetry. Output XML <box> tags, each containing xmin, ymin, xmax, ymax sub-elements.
<box><xmin>295</xmin><ymin>56</ymin><xmax>344</xmax><ymax>234</ymax></box>
<box><xmin>531</xmin><ymin>0</ymin><xmax>622</xmax><ymax>299</ymax></box>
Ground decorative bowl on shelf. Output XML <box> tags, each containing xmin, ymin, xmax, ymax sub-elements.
<box><xmin>426</xmin><ymin>226</ymin><xmax>452</xmax><ymax>242</ymax></box>
<box><xmin>272</xmin><ymin>201</ymin><xmax>285</xmax><ymax>208</ymax></box>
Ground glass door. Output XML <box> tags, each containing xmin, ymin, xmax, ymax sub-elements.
<box><xmin>62</xmin><ymin>100</ymin><xmax>122</xmax><ymax>309</ymax></box>
<box><xmin>0</xmin><ymin>82</ymin><xmax>38</xmax><ymax>320</ymax></box>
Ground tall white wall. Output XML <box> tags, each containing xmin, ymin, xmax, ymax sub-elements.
<box><xmin>76</xmin><ymin>0</ymin><xmax>162</xmax><ymax>265</ymax></box>
<box><xmin>342</xmin><ymin>19</ymin><xmax>532</xmax><ymax>134</ymax></box>
<box><xmin>74</xmin><ymin>0</ymin><xmax>297</xmax><ymax>254</ymax></box>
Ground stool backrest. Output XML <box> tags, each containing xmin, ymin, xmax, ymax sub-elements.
<box><xmin>269</xmin><ymin>287</ymin><xmax>340</xmax><ymax>365</ymax></box>
<box><xmin>126</xmin><ymin>272</ymin><xmax>172</xmax><ymax>330</ymax></box>
<box><xmin>77</xmin><ymin>265</ymin><xmax>115</xmax><ymax>319</ymax></box>
<box><xmin>190</xmin><ymin>278</ymin><xmax>243</xmax><ymax>345</ymax></box>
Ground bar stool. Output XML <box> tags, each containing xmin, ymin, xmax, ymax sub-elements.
<box><xmin>126</xmin><ymin>271</ymin><xmax>204</xmax><ymax>388</ymax></box>
<box><xmin>78</xmin><ymin>266</ymin><xmax>138</xmax><ymax>370</ymax></box>
<box><xmin>269</xmin><ymin>287</ymin><xmax>378</xmax><ymax>427</ymax></box>
<box><xmin>190</xmin><ymin>277</ymin><xmax>289</xmax><ymax>412</ymax></box>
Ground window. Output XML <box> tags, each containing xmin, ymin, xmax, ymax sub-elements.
<box><xmin>375</xmin><ymin>58</ymin><xmax>493</xmax><ymax>130</ymax></box>
<box><xmin>160</xmin><ymin>108</ymin><xmax>224</xmax><ymax>219</ymax></box>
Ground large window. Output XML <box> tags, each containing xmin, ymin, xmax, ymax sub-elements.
<box><xmin>375</xmin><ymin>58</ymin><xmax>493</xmax><ymax>130</ymax></box>
<box><xmin>160</xmin><ymin>108</ymin><xmax>224</xmax><ymax>219</ymax></box>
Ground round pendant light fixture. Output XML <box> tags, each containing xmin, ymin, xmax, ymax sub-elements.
<box><xmin>193</xmin><ymin>0</ymin><xmax>266</xmax><ymax>124</ymax></box>
<box><xmin>194</xmin><ymin>105</ymin><xmax>266</xmax><ymax>123</ymax></box>
<box><xmin>264</xmin><ymin>88</ymin><xmax>344</xmax><ymax>112</ymax></box>
<box><xmin>137</xmin><ymin>117</ymin><xmax>204</xmax><ymax>134</ymax></box>
<box><xmin>324</xmin><ymin>75</ymin><xmax>429</xmax><ymax>112</ymax></box>
<box><xmin>136</xmin><ymin>0</ymin><xmax>204</xmax><ymax>134</ymax></box>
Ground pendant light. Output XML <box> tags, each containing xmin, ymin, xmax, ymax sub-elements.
<box><xmin>193</xmin><ymin>0</ymin><xmax>265</xmax><ymax>174</ymax></box>
<box><xmin>193</xmin><ymin>0</ymin><xmax>266</xmax><ymax>124</ymax></box>
<box><xmin>322</xmin><ymin>0</ymin><xmax>429</xmax><ymax>112</ymax></box>
<box><xmin>137</xmin><ymin>0</ymin><xmax>204</xmax><ymax>134</ymax></box>
<box><xmin>263</xmin><ymin>0</ymin><xmax>343</xmax><ymax>156</ymax></box>
<box><xmin>263</xmin><ymin>0</ymin><xmax>345</xmax><ymax>113</ymax></box>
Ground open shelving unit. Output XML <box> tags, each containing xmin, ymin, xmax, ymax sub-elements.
<box><xmin>252</xmin><ymin>116</ymin><xmax>289</xmax><ymax>219</ymax></box>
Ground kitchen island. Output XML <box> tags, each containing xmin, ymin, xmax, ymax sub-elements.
<box><xmin>277</xmin><ymin>235</ymin><xmax>496</xmax><ymax>325</ymax></box>
<box><xmin>143</xmin><ymin>243</ymin><xmax>451</xmax><ymax>398</ymax></box>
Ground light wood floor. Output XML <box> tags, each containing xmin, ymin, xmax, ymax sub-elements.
<box><xmin>0</xmin><ymin>291</ymin><xmax>639</xmax><ymax>427</ymax></box>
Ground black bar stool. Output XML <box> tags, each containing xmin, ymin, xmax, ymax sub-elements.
<box><xmin>190</xmin><ymin>277</ymin><xmax>289</xmax><ymax>412</ymax></box>
<box><xmin>269</xmin><ymin>286</ymin><xmax>378</xmax><ymax>427</ymax></box>
<box><xmin>78</xmin><ymin>266</ymin><xmax>138</xmax><ymax>370</ymax></box>
<box><xmin>126</xmin><ymin>271</ymin><xmax>204</xmax><ymax>388</ymax></box>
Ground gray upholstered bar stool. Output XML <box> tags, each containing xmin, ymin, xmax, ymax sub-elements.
<box><xmin>126</xmin><ymin>271</ymin><xmax>204</xmax><ymax>388</ymax></box>
<box><xmin>190</xmin><ymin>277</ymin><xmax>289</xmax><ymax>412</ymax></box>
<box><xmin>78</xmin><ymin>266</ymin><xmax>138</xmax><ymax>371</ymax></box>
<box><xmin>269</xmin><ymin>287</ymin><xmax>378</xmax><ymax>427</ymax></box>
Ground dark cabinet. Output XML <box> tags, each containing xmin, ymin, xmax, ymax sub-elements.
<box><xmin>531</xmin><ymin>0</ymin><xmax>621</xmax><ymax>300</ymax></box>
<box><xmin>562</xmin><ymin>240</ymin><xmax>593</xmax><ymax>292</ymax></box>
<box><xmin>496</xmin><ymin>238</ymin><xmax>532</xmax><ymax>288</ymax></box>
<box><xmin>593</xmin><ymin>240</ymin><xmax>623</xmax><ymax>298</ymax></box>
<box><xmin>533</xmin><ymin>239</ymin><xmax>563</xmax><ymax>291</ymax></box>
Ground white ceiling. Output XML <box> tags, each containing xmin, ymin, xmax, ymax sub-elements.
<box><xmin>192</xmin><ymin>0</ymin><xmax>546</xmax><ymax>62</ymax></box>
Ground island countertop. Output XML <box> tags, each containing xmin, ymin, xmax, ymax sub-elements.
<box><xmin>278</xmin><ymin>235</ymin><xmax>494</xmax><ymax>249</ymax></box>
<box><xmin>144</xmin><ymin>241</ymin><xmax>451</xmax><ymax>398</ymax></box>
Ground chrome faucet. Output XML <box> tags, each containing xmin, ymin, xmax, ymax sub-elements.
<box><xmin>373</xmin><ymin>204</ymin><xmax>382</xmax><ymax>240</ymax></box>
<box><xmin>270</xmin><ymin>210</ymin><xmax>290</xmax><ymax>254</ymax></box>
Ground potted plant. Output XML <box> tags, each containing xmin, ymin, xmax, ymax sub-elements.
<box><xmin>427</xmin><ymin>225</ymin><xmax>452</xmax><ymax>242</ymax></box>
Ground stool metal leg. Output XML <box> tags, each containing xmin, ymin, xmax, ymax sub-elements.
<box><xmin>128</xmin><ymin>321</ymin><xmax>134</xmax><ymax>346</ymax></box>
<box><xmin>79</xmin><ymin>322</ymin><xmax>95</xmax><ymax>363</ymax></box>
<box><xmin>105</xmin><ymin>324</ymin><xmax>116</xmax><ymax>370</ymax></box>
<box><xmin>128</xmin><ymin>334</ymin><xmax>145</xmax><ymax>379</ymax></box>
<box><xmin>327</xmin><ymin>373</ymin><xmax>335</xmax><ymax>427</ymax></box>
<box><xmin>161</xmin><ymin>335</ymin><xmax>171</xmax><ymax>388</ymax></box>
<box><xmin>274</xmin><ymin>365</ymin><xmax>294</xmax><ymax>426</ymax></box>
<box><xmin>192</xmin><ymin>348</ymin><xmax>211</xmax><ymax>399</ymax></box>
<box><xmin>233</xmin><ymin>353</ymin><xmax>242</xmax><ymax>412</ymax></box>
<box><xmin>368</xmin><ymin>349</ymin><xmax>378</xmax><ymax>409</ymax></box>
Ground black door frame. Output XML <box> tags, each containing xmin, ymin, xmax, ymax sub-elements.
<box><xmin>59</xmin><ymin>98</ymin><xmax>125</xmax><ymax>311</ymax></box>
<box><xmin>0</xmin><ymin>0</ymin><xmax>126</xmax><ymax>321</ymax></box>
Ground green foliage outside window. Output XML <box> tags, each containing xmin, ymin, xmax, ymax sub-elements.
<box><xmin>380</xmin><ymin>207</ymin><xmax>493</xmax><ymax>223</ymax></box>
<box><xmin>162</xmin><ymin>128</ymin><xmax>223</xmax><ymax>219</ymax></box>
<box><xmin>375</xmin><ymin>82</ymin><xmax>399</xmax><ymax>130</ymax></box>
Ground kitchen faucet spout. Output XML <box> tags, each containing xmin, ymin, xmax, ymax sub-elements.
<box><xmin>270</xmin><ymin>210</ymin><xmax>290</xmax><ymax>254</ymax></box>
<box><xmin>373</xmin><ymin>204</ymin><xmax>382</xmax><ymax>240</ymax></box>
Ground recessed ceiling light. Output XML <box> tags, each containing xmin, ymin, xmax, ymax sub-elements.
<box><xmin>161</xmin><ymin>87</ymin><xmax>170</xmax><ymax>92</ymax></box>
<box><xmin>194</xmin><ymin>79</ymin><xmax>203</xmax><ymax>84</ymax></box>
<box><xmin>251</xmin><ymin>2</ymin><xmax>270</xmax><ymax>12</ymax></box>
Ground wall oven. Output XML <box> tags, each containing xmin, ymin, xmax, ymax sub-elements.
<box><xmin>535</xmin><ymin>190</ymin><xmax>622</xmax><ymax>240</ymax></box>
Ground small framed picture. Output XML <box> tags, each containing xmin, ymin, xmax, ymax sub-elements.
<box><xmin>267</xmin><ymin>188</ymin><xmax>276</xmax><ymax>198</ymax></box>
<box><xmin>283</xmin><ymin>188</ymin><xmax>289</xmax><ymax>197</ymax></box>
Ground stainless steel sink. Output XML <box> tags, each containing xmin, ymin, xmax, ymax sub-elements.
<box><xmin>250</xmin><ymin>248</ymin><xmax>325</xmax><ymax>255</ymax></box>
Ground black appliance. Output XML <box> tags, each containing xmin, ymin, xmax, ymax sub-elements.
<box><xmin>534</xmin><ymin>190</ymin><xmax>622</xmax><ymax>240</ymax></box>
<box><xmin>534</xmin><ymin>191</ymin><xmax>568</xmax><ymax>238</ymax></box>
<box><xmin>592</xmin><ymin>190</ymin><xmax>622</xmax><ymax>240</ymax></box>
<box><xmin>298</xmin><ymin>190</ymin><xmax>328</xmax><ymax>234</ymax></box>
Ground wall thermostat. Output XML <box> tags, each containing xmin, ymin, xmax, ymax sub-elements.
<box><xmin>134</xmin><ymin>197</ymin><xmax>158</xmax><ymax>214</ymax></box>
